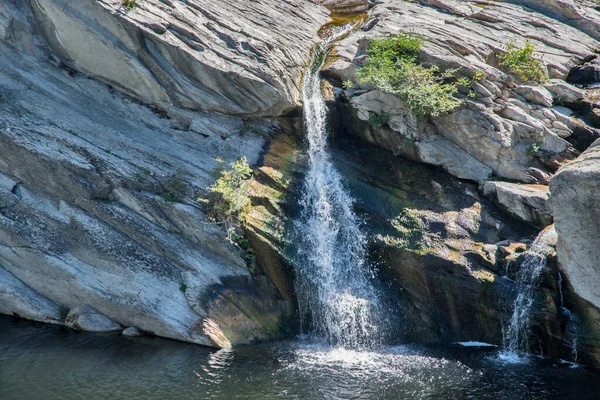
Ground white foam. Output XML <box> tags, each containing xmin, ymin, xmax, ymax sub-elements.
<box><xmin>456</xmin><ymin>341</ymin><xmax>497</xmax><ymax>348</ymax></box>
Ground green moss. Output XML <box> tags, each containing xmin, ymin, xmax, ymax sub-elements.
<box><xmin>473</xmin><ymin>70</ymin><xmax>485</xmax><ymax>81</ymax></box>
<box><xmin>356</xmin><ymin>33</ymin><xmax>462</xmax><ymax>118</ymax></box>
<box><xmin>385</xmin><ymin>208</ymin><xmax>428</xmax><ymax>253</ymax></box>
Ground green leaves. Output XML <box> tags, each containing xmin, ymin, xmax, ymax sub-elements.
<box><xmin>498</xmin><ymin>39</ymin><xmax>548</xmax><ymax>84</ymax></box>
<box><xmin>368</xmin><ymin>110</ymin><xmax>389</xmax><ymax>129</ymax></box>
<box><xmin>356</xmin><ymin>33</ymin><xmax>461</xmax><ymax>118</ymax></box>
<box><xmin>209</xmin><ymin>156</ymin><xmax>253</xmax><ymax>224</ymax></box>
<box><xmin>121</xmin><ymin>0</ymin><xmax>137</xmax><ymax>11</ymax></box>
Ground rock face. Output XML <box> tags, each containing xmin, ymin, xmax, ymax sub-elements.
<box><xmin>122</xmin><ymin>327</ymin><xmax>142</xmax><ymax>337</ymax></box>
<box><xmin>568</xmin><ymin>58</ymin><xmax>600</xmax><ymax>85</ymax></box>
<box><xmin>319</xmin><ymin>0</ymin><xmax>369</xmax><ymax>14</ymax></box>
<box><xmin>482</xmin><ymin>182</ymin><xmax>552</xmax><ymax>228</ymax></box>
<box><xmin>327</xmin><ymin>133</ymin><xmax>577</xmax><ymax>357</ymax></box>
<box><xmin>0</xmin><ymin>0</ymin><xmax>305</xmax><ymax>346</ymax></box>
<box><xmin>64</xmin><ymin>306</ymin><xmax>122</xmax><ymax>332</ymax></box>
<box><xmin>326</xmin><ymin>0</ymin><xmax>600</xmax><ymax>367</ymax></box>
<box><xmin>327</xmin><ymin>0</ymin><xmax>600</xmax><ymax>184</ymax></box>
<box><xmin>550</xmin><ymin>140</ymin><xmax>600</xmax><ymax>310</ymax></box>
<box><xmin>26</xmin><ymin>0</ymin><xmax>328</xmax><ymax>117</ymax></box>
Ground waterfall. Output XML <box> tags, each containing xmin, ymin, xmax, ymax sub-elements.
<box><xmin>292</xmin><ymin>24</ymin><xmax>383</xmax><ymax>349</ymax></box>
<box><xmin>502</xmin><ymin>237</ymin><xmax>549</xmax><ymax>356</ymax></box>
<box><xmin>557</xmin><ymin>271</ymin><xmax>579</xmax><ymax>362</ymax></box>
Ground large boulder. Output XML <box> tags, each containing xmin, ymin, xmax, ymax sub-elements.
<box><xmin>482</xmin><ymin>181</ymin><xmax>552</xmax><ymax>228</ymax></box>
<box><xmin>550</xmin><ymin>140</ymin><xmax>600</xmax><ymax>309</ymax></box>
<box><xmin>26</xmin><ymin>0</ymin><xmax>329</xmax><ymax>117</ymax></box>
<box><xmin>568</xmin><ymin>59</ymin><xmax>600</xmax><ymax>86</ymax></box>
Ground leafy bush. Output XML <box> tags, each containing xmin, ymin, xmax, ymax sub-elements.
<box><xmin>526</xmin><ymin>143</ymin><xmax>540</xmax><ymax>156</ymax></box>
<box><xmin>498</xmin><ymin>39</ymin><xmax>548</xmax><ymax>83</ymax></box>
<box><xmin>473</xmin><ymin>70</ymin><xmax>485</xmax><ymax>81</ymax></box>
<box><xmin>121</xmin><ymin>0</ymin><xmax>137</xmax><ymax>10</ymax></box>
<box><xmin>356</xmin><ymin>33</ymin><xmax>462</xmax><ymax>118</ymax></box>
<box><xmin>209</xmin><ymin>157</ymin><xmax>253</xmax><ymax>224</ymax></box>
<box><xmin>368</xmin><ymin>110</ymin><xmax>389</xmax><ymax>129</ymax></box>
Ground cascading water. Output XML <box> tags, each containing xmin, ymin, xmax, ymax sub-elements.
<box><xmin>292</xmin><ymin>25</ymin><xmax>383</xmax><ymax>349</ymax></box>
<box><xmin>501</xmin><ymin>234</ymin><xmax>551</xmax><ymax>358</ymax></box>
<box><xmin>502</xmin><ymin>249</ymin><xmax>546</xmax><ymax>356</ymax></box>
<box><xmin>557</xmin><ymin>271</ymin><xmax>579</xmax><ymax>362</ymax></box>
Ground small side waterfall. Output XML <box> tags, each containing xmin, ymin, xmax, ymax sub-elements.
<box><xmin>501</xmin><ymin>230</ymin><xmax>555</xmax><ymax>358</ymax></box>
<box><xmin>558</xmin><ymin>271</ymin><xmax>579</xmax><ymax>362</ymax></box>
<box><xmin>502</xmin><ymin>246</ymin><xmax>547</xmax><ymax>355</ymax></box>
<box><xmin>292</xmin><ymin>25</ymin><xmax>383</xmax><ymax>349</ymax></box>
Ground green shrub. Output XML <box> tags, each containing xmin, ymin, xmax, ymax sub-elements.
<box><xmin>498</xmin><ymin>39</ymin><xmax>548</xmax><ymax>83</ymax></box>
<box><xmin>526</xmin><ymin>143</ymin><xmax>540</xmax><ymax>155</ymax></box>
<box><xmin>368</xmin><ymin>110</ymin><xmax>389</xmax><ymax>129</ymax></box>
<box><xmin>356</xmin><ymin>33</ymin><xmax>462</xmax><ymax>118</ymax></box>
<box><xmin>342</xmin><ymin>80</ymin><xmax>355</xmax><ymax>89</ymax></box>
<box><xmin>367</xmin><ymin>33</ymin><xmax>423</xmax><ymax>60</ymax></box>
<box><xmin>161</xmin><ymin>173</ymin><xmax>187</xmax><ymax>202</ymax></box>
<box><xmin>473</xmin><ymin>70</ymin><xmax>485</xmax><ymax>81</ymax></box>
<box><xmin>208</xmin><ymin>156</ymin><xmax>252</xmax><ymax>224</ymax></box>
<box><xmin>121</xmin><ymin>0</ymin><xmax>137</xmax><ymax>10</ymax></box>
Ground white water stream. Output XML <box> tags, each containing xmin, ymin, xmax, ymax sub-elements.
<box><xmin>501</xmin><ymin>234</ymin><xmax>551</xmax><ymax>359</ymax></box>
<box><xmin>502</xmin><ymin>248</ymin><xmax>546</xmax><ymax>357</ymax></box>
<box><xmin>293</xmin><ymin>25</ymin><xmax>383</xmax><ymax>349</ymax></box>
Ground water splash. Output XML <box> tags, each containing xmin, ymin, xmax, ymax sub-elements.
<box><xmin>292</xmin><ymin>24</ymin><xmax>383</xmax><ymax>349</ymax></box>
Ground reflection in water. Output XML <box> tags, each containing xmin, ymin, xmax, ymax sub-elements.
<box><xmin>0</xmin><ymin>317</ymin><xmax>599</xmax><ymax>400</ymax></box>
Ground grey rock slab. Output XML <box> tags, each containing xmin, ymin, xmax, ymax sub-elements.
<box><xmin>334</xmin><ymin>0</ymin><xmax>598</xmax><ymax>183</ymax></box>
<box><xmin>514</xmin><ymin>86</ymin><xmax>554</xmax><ymax>108</ymax></box>
<box><xmin>544</xmin><ymin>79</ymin><xmax>586</xmax><ymax>105</ymax></box>
<box><xmin>0</xmin><ymin>267</ymin><xmax>63</xmax><ymax>324</ymax></box>
<box><xmin>550</xmin><ymin>139</ymin><xmax>600</xmax><ymax>309</ymax></box>
<box><xmin>122</xmin><ymin>326</ymin><xmax>142</xmax><ymax>337</ymax></box>
<box><xmin>27</xmin><ymin>0</ymin><xmax>329</xmax><ymax>117</ymax></box>
<box><xmin>65</xmin><ymin>305</ymin><xmax>122</xmax><ymax>332</ymax></box>
<box><xmin>319</xmin><ymin>0</ymin><xmax>369</xmax><ymax>14</ymax></box>
<box><xmin>0</xmin><ymin>10</ymin><xmax>292</xmax><ymax>346</ymax></box>
<box><xmin>482</xmin><ymin>181</ymin><xmax>552</xmax><ymax>228</ymax></box>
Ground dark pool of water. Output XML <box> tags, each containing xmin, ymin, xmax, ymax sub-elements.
<box><xmin>1</xmin><ymin>317</ymin><xmax>599</xmax><ymax>399</ymax></box>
